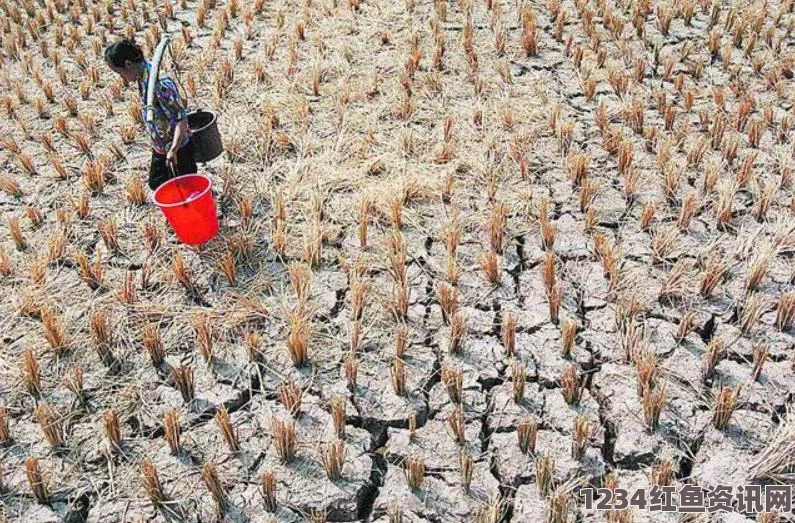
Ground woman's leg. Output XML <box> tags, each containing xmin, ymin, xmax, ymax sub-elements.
<box><xmin>175</xmin><ymin>140</ymin><xmax>198</xmax><ymax>176</ymax></box>
<box><xmin>148</xmin><ymin>151</ymin><xmax>171</xmax><ymax>190</ymax></box>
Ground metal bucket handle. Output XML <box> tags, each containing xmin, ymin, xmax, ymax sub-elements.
<box><xmin>189</xmin><ymin>108</ymin><xmax>216</xmax><ymax>133</ymax></box>
<box><xmin>167</xmin><ymin>162</ymin><xmax>191</xmax><ymax>207</ymax></box>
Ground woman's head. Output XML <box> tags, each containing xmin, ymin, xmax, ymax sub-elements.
<box><xmin>104</xmin><ymin>39</ymin><xmax>145</xmax><ymax>82</ymax></box>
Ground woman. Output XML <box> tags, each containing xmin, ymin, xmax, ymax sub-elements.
<box><xmin>104</xmin><ymin>39</ymin><xmax>196</xmax><ymax>191</ymax></box>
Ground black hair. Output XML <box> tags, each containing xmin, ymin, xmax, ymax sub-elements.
<box><xmin>104</xmin><ymin>39</ymin><xmax>144</xmax><ymax>68</ymax></box>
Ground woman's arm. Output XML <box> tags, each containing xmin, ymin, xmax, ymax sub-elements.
<box><xmin>157</xmin><ymin>77</ymin><xmax>189</xmax><ymax>164</ymax></box>
<box><xmin>166</xmin><ymin>118</ymin><xmax>189</xmax><ymax>164</ymax></box>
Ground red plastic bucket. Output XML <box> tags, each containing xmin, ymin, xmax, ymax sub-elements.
<box><xmin>152</xmin><ymin>174</ymin><xmax>219</xmax><ymax>245</ymax></box>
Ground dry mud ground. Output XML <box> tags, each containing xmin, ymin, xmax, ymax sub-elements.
<box><xmin>1</xmin><ymin>0</ymin><xmax>795</xmax><ymax>520</ymax></box>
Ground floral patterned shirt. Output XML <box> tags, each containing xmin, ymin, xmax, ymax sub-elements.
<box><xmin>137</xmin><ymin>62</ymin><xmax>189</xmax><ymax>155</ymax></box>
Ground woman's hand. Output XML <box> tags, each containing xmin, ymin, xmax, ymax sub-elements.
<box><xmin>166</xmin><ymin>147</ymin><xmax>177</xmax><ymax>166</ymax></box>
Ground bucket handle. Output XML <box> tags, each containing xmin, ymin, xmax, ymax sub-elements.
<box><xmin>168</xmin><ymin>163</ymin><xmax>191</xmax><ymax>207</ymax></box>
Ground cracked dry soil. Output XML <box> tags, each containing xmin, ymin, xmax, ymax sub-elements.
<box><xmin>1</xmin><ymin>0</ymin><xmax>795</xmax><ymax>520</ymax></box>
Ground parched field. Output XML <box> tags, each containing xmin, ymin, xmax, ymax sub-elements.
<box><xmin>1</xmin><ymin>0</ymin><xmax>794</xmax><ymax>520</ymax></box>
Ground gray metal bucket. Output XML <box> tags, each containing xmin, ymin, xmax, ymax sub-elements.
<box><xmin>188</xmin><ymin>110</ymin><xmax>224</xmax><ymax>163</ymax></box>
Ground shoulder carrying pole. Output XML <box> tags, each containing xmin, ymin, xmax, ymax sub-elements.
<box><xmin>144</xmin><ymin>36</ymin><xmax>172</xmax><ymax>125</ymax></box>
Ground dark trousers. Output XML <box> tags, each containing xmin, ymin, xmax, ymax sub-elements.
<box><xmin>149</xmin><ymin>140</ymin><xmax>198</xmax><ymax>191</ymax></box>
